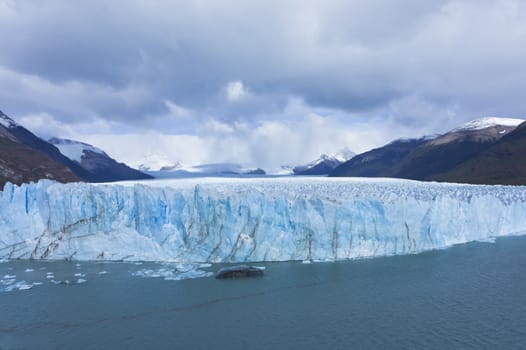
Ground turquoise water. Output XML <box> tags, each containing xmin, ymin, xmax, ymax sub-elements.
<box><xmin>2</xmin><ymin>236</ymin><xmax>526</xmax><ymax>349</ymax></box>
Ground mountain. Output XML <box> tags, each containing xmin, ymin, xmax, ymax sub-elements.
<box><xmin>1</xmin><ymin>111</ymin><xmax>80</xmax><ymax>187</ymax></box>
<box><xmin>394</xmin><ymin>118</ymin><xmax>523</xmax><ymax>181</ymax></box>
<box><xmin>293</xmin><ymin>148</ymin><xmax>355</xmax><ymax>175</ymax></box>
<box><xmin>330</xmin><ymin>138</ymin><xmax>429</xmax><ymax>177</ymax></box>
<box><xmin>49</xmin><ymin>138</ymin><xmax>153</xmax><ymax>182</ymax></box>
<box><xmin>1</xmin><ymin>111</ymin><xmax>97</xmax><ymax>181</ymax></box>
<box><xmin>1</xmin><ymin>110</ymin><xmax>151</xmax><ymax>186</ymax></box>
<box><xmin>434</xmin><ymin>121</ymin><xmax>526</xmax><ymax>185</ymax></box>
<box><xmin>330</xmin><ymin>117</ymin><xmax>525</xmax><ymax>184</ymax></box>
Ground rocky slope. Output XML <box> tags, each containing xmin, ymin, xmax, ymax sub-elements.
<box><xmin>0</xmin><ymin>111</ymin><xmax>79</xmax><ymax>188</ymax></box>
<box><xmin>330</xmin><ymin>138</ymin><xmax>428</xmax><ymax>177</ymax></box>
<box><xmin>435</xmin><ymin>121</ymin><xmax>526</xmax><ymax>185</ymax></box>
<box><xmin>1</xmin><ymin>110</ymin><xmax>152</xmax><ymax>187</ymax></box>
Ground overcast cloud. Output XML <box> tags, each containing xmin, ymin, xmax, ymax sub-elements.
<box><xmin>1</xmin><ymin>0</ymin><xmax>525</xmax><ymax>168</ymax></box>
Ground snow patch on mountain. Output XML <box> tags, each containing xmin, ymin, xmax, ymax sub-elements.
<box><xmin>333</xmin><ymin>147</ymin><xmax>356</xmax><ymax>162</ymax></box>
<box><xmin>0</xmin><ymin>111</ymin><xmax>19</xmax><ymax>129</ymax></box>
<box><xmin>294</xmin><ymin>148</ymin><xmax>355</xmax><ymax>175</ymax></box>
<box><xmin>454</xmin><ymin>117</ymin><xmax>525</xmax><ymax>132</ymax></box>
<box><xmin>49</xmin><ymin>138</ymin><xmax>106</xmax><ymax>163</ymax></box>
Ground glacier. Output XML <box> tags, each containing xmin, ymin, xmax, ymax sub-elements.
<box><xmin>1</xmin><ymin>177</ymin><xmax>526</xmax><ymax>262</ymax></box>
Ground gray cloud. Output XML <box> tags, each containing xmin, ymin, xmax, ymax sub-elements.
<box><xmin>1</xmin><ymin>0</ymin><xmax>526</xmax><ymax>165</ymax></box>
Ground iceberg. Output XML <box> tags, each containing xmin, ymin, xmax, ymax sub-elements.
<box><xmin>1</xmin><ymin>178</ymin><xmax>526</xmax><ymax>262</ymax></box>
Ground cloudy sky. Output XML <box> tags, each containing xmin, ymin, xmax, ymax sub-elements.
<box><xmin>1</xmin><ymin>0</ymin><xmax>525</xmax><ymax>169</ymax></box>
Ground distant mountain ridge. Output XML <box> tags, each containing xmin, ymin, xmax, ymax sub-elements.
<box><xmin>331</xmin><ymin>117</ymin><xmax>526</xmax><ymax>185</ymax></box>
<box><xmin>145</xmin><ymin>162</ymin><xmax>267</xmax><ymax>178</ymax></box>
<box><xmin>293</xmin><ymin>148</ymin><xmax>355</xmax><ymax>175</ymax></box>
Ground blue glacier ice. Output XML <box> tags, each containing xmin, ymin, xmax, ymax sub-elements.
<box><xmin>1</xmin><ymin>177</ymin><xmax>526</xmax><ymax>262</ymax></box>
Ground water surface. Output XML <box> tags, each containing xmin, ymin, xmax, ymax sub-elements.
<box><xmin>1</xmin><ymin>236</ymin><xmax>526</xmax><ymax>349</ymax></box>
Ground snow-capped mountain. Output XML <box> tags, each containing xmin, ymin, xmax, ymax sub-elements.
<box><xmin>331</xmin><ymin>116</ymin><xmax>526</xmax><ymax>185</ymax></box>
<box><xmin>435</xmin><ymin>120</ymin><xmax>526</xmax><ymax>185</ymax></box>
<box><xmin>1</xmin><ymin>110</ymin><xmax>153</xmax><ymax>185</ymax></box>
<box><xmin>49</xmin><ymin>138</ymin><xmax>152</xmax><ymax>182</ymax></box>
<box><xmin>1</xmin><ymin>110</ymin><xmax>87</xmax><ymax>187</ymax></box>
<box><xmin>293</xmin><ymin>148</ymin><xmax>355</xmax><ymax>175</ymax></box>
<box><xmin>49</xmin><ymin>137</ymin><xmax>107</xmax><ymax>162</ymax></box>
<box><xmin>452</xmin><ymin>116</ymin><xmax>524</xmax><ymax>132</ymax></box>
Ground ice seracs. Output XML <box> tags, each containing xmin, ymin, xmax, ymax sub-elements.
<box><xmin>1</xmin><ymin>178</ymin><xmax>526</xmax><ymax>263</ymax></box>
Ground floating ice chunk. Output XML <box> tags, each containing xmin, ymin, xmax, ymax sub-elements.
<box><xmin>199</xmin><ymin>263</ymin><xmax>212</xmax><ymax>268</ymax></box>
<box><xmin>98</xmin><ymin>271</ymin><xmax>109</xmax><ymax>275</ymax></box>
<box><xmin>132</xmin><ymin>269</ymin><xmax>162</xmax><ymax>278</ymax></box>
<box><xmin>74</xmin><ymin>273</ymin><xmax>86</xmax><ymax>277</ymax></box>
<box><xmin>164</xmin><ymin>270</ymin><xmax>213</xmax><ymax>281</ymax></box>
<box><xmin>133</xmin><ymin>266</ymin><xmax>213</xmax><ymax>281</ymax></box>
<box><xmin>33</xmin><ymin>282</ymin><xmax>43</xmax><ymax>286</ymax></box>
<box><xmin>174</xmin><ymin>264</ymin><xmax>199</xmax><ymax>272</ymax></box>
<box><xmin>0</xmin><ymin>278</ymin><xmax>16</xmax><ymax>286</ymax></box>
<box><xmin>3</xmin><ymin>274</ymin><xmax>16</xmax><ymax>279</ymax></box>
<box><xmin>3</xmin><ymin>281</ymin><xmax>33</xmax><ymax>292</ymax></box>
<box><xmin>476</xmin><ymin>237</ymin><xmax>497</xmax><ymax>243</ymax></box>
<box><xmin>50</xmin><ymin>279</ymin><xmax>72</xmax><ymax>285</ymax></box>
<box><xmin>25</xmin><ymin>268</ymin><xmax>34</xmax><ymax>272</ymax></box>
<box><xmin>17</xmin><ymin>283</ymin><xmax>33</xmax><ymax>290</ymax></box>
<box><xmin>46</xmin><ymin>275</ymin><xmax>54</xmax><ymax>279</ymax></box>
<box><xmin>77</xmin><ymin>278</ymin><xmax>87</xmax><ymax>284</ymax></box>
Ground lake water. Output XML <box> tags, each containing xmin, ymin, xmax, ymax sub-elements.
<box><xmin>2</xmin><ymin>236</ymin><xmax>526</xmax><ymax>349</ymax></box>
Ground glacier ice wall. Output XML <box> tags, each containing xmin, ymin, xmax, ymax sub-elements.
<box><xmin>1</xmin><ymin>178</ymin><xmax>526</xmax><ymax>262</ymax></box>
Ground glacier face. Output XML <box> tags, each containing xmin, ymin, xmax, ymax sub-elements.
<box><xmin>1</xmin><ymin>177</ymin><xmax>526</xmax><ymax>262</ymax></box>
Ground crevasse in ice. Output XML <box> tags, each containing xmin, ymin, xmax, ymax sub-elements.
<box><xmin>1</xmin><ymin>177</ymin><xmax>525</xmax><ymax>262</ymax></box>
